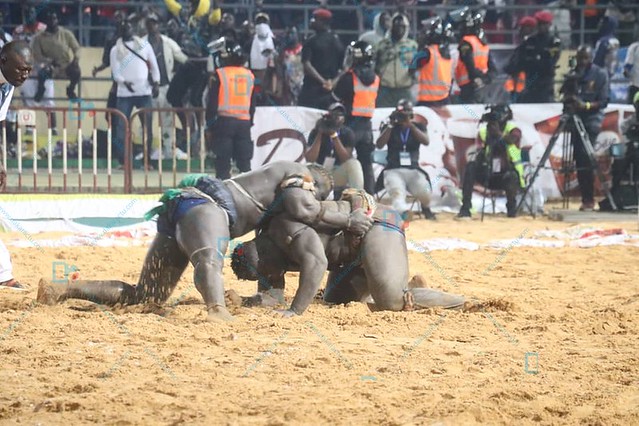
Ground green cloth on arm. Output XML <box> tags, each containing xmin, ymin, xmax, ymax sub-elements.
<box><xmin>144</xmin><ymin>174</ymin><xmax>210</xmax><ymax>221</ymax></box>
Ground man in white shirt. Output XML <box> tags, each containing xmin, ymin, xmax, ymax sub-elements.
<box><xmin>144</xmin><ymin>13</ymin><xmax>189</xmax><ymax>160</ymax></box>
<box><xmin>110</xmin><ymin>19</ymin><xmax>160</xmax><ymax>165</ymax></box>
<box><xmin>624</xmin><ymin>38</ymin><xmax>639</xmax><ymax>104</ymax></box>
<box><xmin>0</xmin><ymin>41</ymin><xmax>32</xmax><ymax>290</ymax></box>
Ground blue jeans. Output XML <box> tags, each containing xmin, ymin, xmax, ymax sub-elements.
<box><xmin>115</xmin><ymin>95</ymin><xmax>153</xmax><ymax>164</ymax></box>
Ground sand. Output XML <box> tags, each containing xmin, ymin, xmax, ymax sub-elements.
<box><xmin>1</xmin><ymin>214</ymin><xmax>638</xmax><ymax>425</ymax></box>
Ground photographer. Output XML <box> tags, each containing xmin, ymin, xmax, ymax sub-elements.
<box><xmin>563</xmin><ymin>45</ymin><xmax>609</xmax><ymax>212</ymax></box>
<box><xmin>456</xmin><ymin>104</ymin><xmax>524</xmax><ymax>219</ymax></box>
<box><xmin>305</xmin><ymin>103</ymin><xmax>364</xmax><ymax>192</ymax></box>
<box><xmin>375</xmin><ymin>100</ymin><xmax>436</xmax><ymax>220</ymax></box>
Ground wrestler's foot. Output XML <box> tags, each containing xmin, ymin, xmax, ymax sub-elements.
<box><xmin>274</xmin><ymin>309</ymin><xmax>297</xmax><ymax>318</ymax></box>
<box><xmin>207</xmin><ymin>305</ymin><xmax>235</xmax><ymax>322</ymax></box>
<box><xmin>36</xmin><ymin>278</ymin><xmax>67</xmax><ymax>305</ymax></box>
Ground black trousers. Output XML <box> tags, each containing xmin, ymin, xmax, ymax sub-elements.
<box><xmin>572</xmin><ymin>125</ymin><xmax>598</xmax><ymax>204</ymax></box>
<box><xmin>461</xmin><ymin>160</ymin><xmax>520</xmax><ymax>213</ymax></box>
<box><xmin>347</xmin><ymin>118</ymin><xmax>375</xmax><ymax>194</ymax></box>
<box><xmin>209</xmin><ymin>116</ymin><xmax>253</xmax><ymax>180</ymax></box>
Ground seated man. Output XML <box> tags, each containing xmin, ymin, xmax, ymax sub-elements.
<box><xmin>375</xmin><ymin>99</ymin><xmax>436</xmax><ymax>220</ymax></box>
<box><xmin>457</xmin><ymin>104</ymin><xmax>525</xmax><ymax>219</ymax></box>
<box><xmin>231</xmin><ymin>187</ymin><xmax>464</xmax><ymax>316</ymax></box>
<box><xmin>305</xmin><ymin>102</ymin><xmax>365</xmax><ymax>194</ymax></box>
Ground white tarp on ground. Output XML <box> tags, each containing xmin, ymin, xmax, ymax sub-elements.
<box><xmin>250</xmin><ymin>104</ymin><xmax>634</xmax><ymax>213</ymax></box>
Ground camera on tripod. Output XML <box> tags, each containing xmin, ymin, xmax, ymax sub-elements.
<box><xmin>559</xmin><ymin>56</ymin><xmax>583</xmax><ymax>112</ymax></box>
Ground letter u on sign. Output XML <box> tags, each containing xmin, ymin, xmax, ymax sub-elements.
<box><xmin>17</xmin><ymin>109</ymin><xmax>36</xmax><ymax>127</ymax></box>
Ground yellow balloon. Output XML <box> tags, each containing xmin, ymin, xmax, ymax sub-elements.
<box><xmin>193</xmin><ymin>0</ymin><xmax>211</xmax><ymax>18</ymax></box>
<box><xmin>164</xmin><ymin>0</ymin><xmax>182</xmax><ymax>17</ymax></box>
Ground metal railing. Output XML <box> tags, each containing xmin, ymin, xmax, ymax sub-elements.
<box><xmin>1</xmin><ymin>106</ymin><xmax>130</xmax><ymax>193</ymax></box>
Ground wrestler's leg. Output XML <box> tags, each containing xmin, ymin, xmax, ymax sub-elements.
<box><xmin>323</xmin><ymin>266</ymin><xmax>369</xmax><ymax>304</ymax></box>
<box><xmin>359</xmin><ymin>226</ymin><xmax>408</xmax><ymax>311</ymax></box>
<box><xmin>175</xmin><ymin>203</ymin><xmax>234</xmax><ymax>322</ymax></box>
<box><xmin>37</xmin><ymin>233</ymin><xmax>188</xmax><ymax>306</ymax></box>
<box><xmin>278</xmin><ymin>227</ymin><xmax>328</xmax><ymax>316</ymax></box>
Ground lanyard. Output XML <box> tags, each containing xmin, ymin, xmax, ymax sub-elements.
<box><xmin>400</xmin><ymin>128</ymin><xmax>410</xmax><ymax>151</ymax></box>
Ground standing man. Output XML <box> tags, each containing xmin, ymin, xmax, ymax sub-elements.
<box><xmin>456</xmin><ymin>104</ymin><xmax>524</xmax><ymax>219</ymax></box>
<box><xmin>375</xmin><ymin>100</ymin><xmax>436</xmax><ymax>220</ymax></box>
<box><xmin>298</xmin><ymin>9</ymin><xmax>344</xmax><ymax>110</ymax></box>
<box><xmin>334</xmin><ymin>41</ymin><xmax>379</xmax><ymax>194</ymax></box>
<box><xmin>110</xmin><ymin>19</ymin><xmax>161</xmax><ymax>165</ymax></box>
<box><xmin>504</xmin><ymin>11</ymin><xmax>561</xmax><ymax>104</ymax></box>
<box><xmin>144</xmin><ymin>13</ymin><xmax>189</xmax><ymax>160</ymax></box>
<box><xmin>0</xmin><ymin>41</ymin><xmax>32</xmax><ymax>290</ymax></box>
<box><xmin>373</xmin><ymin>13</ymin><xmax>417</xmax><ymax>108</ymax></box>
<box><xmin>415</xmin><ymin>17</ymin><xmax>453</xmax><ymax>108</ymax></box>
<box><xmin>564</xmin><ymin>45</ymin><xmax>609</xmax><ymax>212</ymax></box>
<box><xmin>454</xmin><ymin>10</ymin><xmax>491</xmax><ymax>104</ymax></box>
<box><xmin>305</xmin><ymin>102</ymin><xmax>364</xmax><ymax>192</ymax></box>
<box><xmin>31</xmin><ymin>11</ymin><xmax>81</xmax><ymax>100</ymax></box>
<box><xmin>503</xmin><ymin>16</ymin><xmax>537</xmax><ymax>103</ymax></box>
<box><xmin>206</xmin><ymin>42</ymin><xmax>256</xmax><ymax>180</ymax></box>
<box><xmin>624</xmin><ymin>36</ymin><xmax>639</xmax><ymax>104</ymax></box>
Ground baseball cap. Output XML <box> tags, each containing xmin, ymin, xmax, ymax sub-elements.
<box><xmin>534</xmin><ymin>10</ymin><xmax>553</xmax><ymax>24</ymax></box>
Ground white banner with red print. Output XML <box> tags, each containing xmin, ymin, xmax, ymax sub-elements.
<box><xmin>250</xmin><ymin>104</ymin><xmax>634</xmax><ymax>208</ymax></box>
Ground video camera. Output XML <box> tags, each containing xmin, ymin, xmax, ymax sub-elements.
<box><xmin>560</xmin><ymin>56</ymin><xmax>582</xmax><ymax>110</ymax></box>
<box><xmin>389</xmin><ymin>109</ymin><xmax>413</xmax><ymax>125</ymax></box>
<box><xmin>480</xmin><ymin>104</ymin><xmax>512</xmax><ymax>124</ymax></box>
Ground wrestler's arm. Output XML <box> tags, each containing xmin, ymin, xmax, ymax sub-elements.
<box><xmin>281</xmin><ymin>188</ymin><xmax>371</xmax><ymax>234</ymax></box>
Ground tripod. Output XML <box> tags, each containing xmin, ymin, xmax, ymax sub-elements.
<box><xmin>516</xmin><ymin>112</ymin><xmax>617</xmax><ymax>213</ymax></box>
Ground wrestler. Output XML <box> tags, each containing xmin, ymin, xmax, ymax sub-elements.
<box><xmin>231</xmin><ymin>188</ymin><xmax>465</xmax><ymax>316</ymax></box>
<box><xmin>37</xmin><ymin>162</ymin><xmax>372</xmax><ymax>322</ymax></box>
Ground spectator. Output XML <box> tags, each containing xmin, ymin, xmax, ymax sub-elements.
<box><xmin>144</xmin><ymin>13</ymin><xmax>189</xmax><ymax>160</ymax></box>
<box><xmin>373</xmin><ymin>13</ymin><xmax>417</xmax><ymax>107</ymax></box>
<box><xmin>334</xmin><ymin>41</ymin><xmax>380</xmax><ymax>194</ymax></box>
<box><xmin>503</xmin><ymin>16</ymin><xmax>537</xmax><ymax>102</ymax></box>
<box><xmin>32</xmin><ymin>11</ymin><xmax>81</xmax><ymax>100</ymax></box>
<box><xmin>503</xmin><ymin>10</ymin><xmax>561</xmax><ymax>103</ymax></box>
<box><xmin>92</xmin><ymin>11</ymin><xmax>126</xmax><ymax>119</ymax></box>
<box><xmin>359</xmin><ymin>11</ymin><xmax>390</xmax><ymax>47</ymax></box>
<box><xmin>0</xmin><ymin>10</ymin><xmax>12</xmax><ymax>48</ymax></box>
<box><xmin>305</xmin><ymin>102</ymin><xmax>364</xmax><ymax>192</ymax></box>
<box><xmin>415</xmin><ymin>17</ymin><xmax>453</xmax><ymax>107</ymax></box>
<box><xmin>0</xmin><ymin>41</ymin><xmax>32</xmax><ymax>290</ymax></box>
<box><xmin>238</xmin><ymin>20</ymin><xmax>256</xmax><ymax>54</ymax></box>
<box><xmin>454</xmin><ymin>9</ymin><xmax>491</xmax><ymax>104</ymax></box>
<box><xmin>298</xmin><ymin>8</ymin><xmax>345</xmax><ymax>110</ymax></box>
<box><xmin>276</xmin><ymin>26</ymin><xmax>303</xmax><ymax>105</ymax></box>
<box><xmin>250</xmin><ymin>13</ymin><xmax>276</xmax><ymax>105</ymax></box>
<box><xmin>624</xmin><ymin>36</ymin><xmax>639</xmax><ymax>104</ymax></box>
<box><xmin>375</xmin><ymin>100</ymin><xmax>436</xmax><ymax>220</ymax></box>
<box><xmin>593</xmin><ymin>15</ymin><xmax>620</xmax><ymax>78</ymax></box>
<box><xmin>110</xmin><ymin>19</ymin><xmax>161</xmax><ymax>165</ymax></box>
<box><xmin>206</xmin><ymin>42</ymin><xmax>256</xmax><ymax>179</ymax></box>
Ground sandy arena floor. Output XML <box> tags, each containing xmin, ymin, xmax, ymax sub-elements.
<box><xmin>1</xmin><ymin>213</ymin><xmax>638</xmax><ymax>425</ymax></box>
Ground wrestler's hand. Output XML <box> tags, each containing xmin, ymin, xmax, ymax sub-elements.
<box><xmin>274</xmin><ymin>309</ymin><xmax>297</xmax><ymax>318</ymax></box>
<box><xmin>347</xmin><ymin>208</ymin><xmax>373</xmax><ymax>235</ymax></box>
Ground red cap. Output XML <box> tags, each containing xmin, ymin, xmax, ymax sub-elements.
<box><xmin>534</xmin><ymin>10</ymin><xmax>553</xmax><ymax>24</ymax></box>
<box><xmin>312</xmin><ymin>8</ymin><xmax>332</xmax><ymax>20</ymax></box>
<box><xmin>518</xmin><ymin>16</ymin><xmax>537</xmax><ymax>28</ymax></box>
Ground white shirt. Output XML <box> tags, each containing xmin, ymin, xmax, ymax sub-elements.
<box><xmin>0</xmin><ymin>68</ymin><xmax>16</xmax><ymax>122</ymax></box>
<box><xmin>110</xmin><ymin>36</ymin><xmax>161</xmax><ymax>98</ymax></box>
<box><xmin>625</xmin><ymin>41</ymin><xmax>639</xmax><ymax>88</ymax></box>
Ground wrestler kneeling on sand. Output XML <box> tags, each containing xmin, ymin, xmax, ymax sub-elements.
<box><xmin>231</xmin><ymin>187</ymin><xmax>464</xmax><ymax>316</ymax></box>
<box><xmin>37</xmin><ymin>162</ymin><xmax>373</xmax><ymax>322</ymax></box>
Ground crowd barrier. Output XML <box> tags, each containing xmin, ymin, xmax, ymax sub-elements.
<box><xmin>0</xmin><ymin>106</ymin><xmax>207</xmax><ymax>194</ymax></box>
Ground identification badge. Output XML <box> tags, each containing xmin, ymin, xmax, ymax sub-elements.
<box><xmin>492</xmin><ymin>158</ymin><xmax>502</xmax><ymax>173</ymax></box>
<box><xmin>323</xmin><ymin>156</ymin><xmax>335</xmax><ymax>171</ymax></box>
<box><xmin>400</xmin><ymin>152</ymin><xmax>411</xmax><ymax>167</ymax></box>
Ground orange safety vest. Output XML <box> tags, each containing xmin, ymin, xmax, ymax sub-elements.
<box><xmin>504</xmin><ymin>71</ymin><xmax>525</xmax><ymax>93</ymax></box>
<box><xmin>351</xmin><ymin>72</ymin><xmax>379</xmax><ymax>118</ymax></box>
<box><xmin>454</xmin><ymin>35</ymin><xmax>489</xmax><ymax>87</ymax></box>
<box><xmin>417</xmin><ymin>45</ymin><xmax>453</xmax><ymax>102</ymax></box>
<box><xmin>216</xmin><ymin>66</ymin><xmax>254</xmax><ymax>121</ymax></box>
